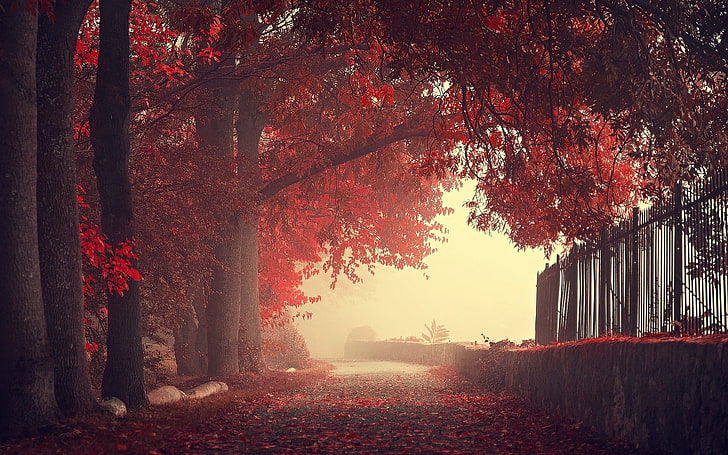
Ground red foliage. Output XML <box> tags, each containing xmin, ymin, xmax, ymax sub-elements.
<box><xmin>71</xmin><ymin>0</ymin><xmax>717</xmax><ymax>360</ymax></box>
<box><xmin>79</xmin><ymin>189</ymin><xmax>142</xmax><ymax>297</ymax></box>
<box><xmin>164</xmin><ymin>365</ymin><xmax>654</xmax><ymax>454</ymax></box>
<box><xmin>296</xmin><ymin>0</ymin><xmax>727</xmax><ymax>250</ymax></box>
<box><xmin>73</xmin><ymin>1</ymin><xmax>463</xmax><ymax>334</ymax></box>
<box><xmin>78</xmin><ymin>189</ymin><xmax>141</xmax><ymax>353</ymax></box>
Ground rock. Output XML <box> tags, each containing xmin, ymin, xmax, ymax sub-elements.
<box><xmin>184</xmin><ymin>381</ymin><xmax>228</xmax><ymax>400</ymax></box>
<box><xmin>100</xmin><ymin>397</ymin><xmax>127</xmax><ymax>418</ymax></box>
<box><xmin>147</xmin><ymin>385</ymin><xmax>187</xmax><ymax>405</ymax></box>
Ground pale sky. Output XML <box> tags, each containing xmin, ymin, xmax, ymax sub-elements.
<box><xmin>296</xmin><ymin>181</ymin><xmax>549</xmax><ymax>358</ymax></box>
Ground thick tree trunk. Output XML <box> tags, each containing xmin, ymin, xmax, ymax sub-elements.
<box><xmin>237</xmin><ymin>90</ymin><xmax>268</xmax><ymax>373</ymax></box>
<box><xmin>239</xmin><ymin>212</ymin><xmax>265</xmax><ymax>372</ymax></box>
<box><xmin>0</xmin><ymin>5</ymin><xmax>60</xmax><ymax>438</ymax></box>
<box><xmin>207</xmin><ymin>217</ymin><xmax>244</xmax><ymax>375</ymax></box>
<box><xmin>36</xmin><ymin>0</ymin><xmax>96</xmax><ymax>417</ymax></box>
<box><xmin>90</xmin><ymin>0</ymin><xmax>147</xmax><ymax>408</ymax></box>
<box><xmin>197</xmin><ymin>75</ymin><xmax>241</xmax><ymax>376</ymax></box>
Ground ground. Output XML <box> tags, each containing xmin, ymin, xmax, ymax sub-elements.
<box><xmin>1</xmin><ymin>360</ymin><xmax>664</xmax><ymax>454</ymax></box>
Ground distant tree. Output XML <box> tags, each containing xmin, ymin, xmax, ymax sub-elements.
<box><xmin>422</xmin><ymin>320</ymin><xmax>450</xmax><ymax>345</ymax></box>
<box><xmin>347</xmin><ymin>326</ymin><xmax>377</xmax><ymax>342</ymax></box>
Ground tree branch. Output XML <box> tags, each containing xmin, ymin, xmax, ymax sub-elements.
<box><xmin>259</xmin><ymin>123</ymin><xmax>430</xmax><ymax>200</ymax></box>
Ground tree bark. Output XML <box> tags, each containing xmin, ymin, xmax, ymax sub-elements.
<box><xmin>238</xmin><ymin>213</ymin><xmax>265</xmax><ymax>372</ymax></box>
<box><xmin>173</xmin><ymin>280</ymin><xmax>208</xmax><ymax>376</ymax></box>
<box><xmin>237</xmin><ymin>90</ymin><xmax>267</xmax><ymax>373</ymax></box>
<box><xmin>90</xmin><ymin>0</ymin><xmax>147</xmax><ymax>408</ymax></box>
<box><xmin>36</xmin><ymin>0</ymin><xmax>96</xmax><ymax>417</ymax></box>
<box><xmin>197</xmin><ymin>74</ymin><xmax>241</xmax><ymax>376</ymax></box>
<box><xmin>172</xmin><ymin>304</ymin><xmax>199</xmax><ymax>376</ymax></box>
<box><xmin>0</xmin><ymin>5</ymin><xmax>60</xmax><ymax>438</ymax></box>
<box><xmin>207</xmin><ymin>216</ymin><xmax>244</xmax><ymax>375</ymax></box>
<box><xmin>192</xmin><ymin>283</ymin><xmax>209</xmax><ymax>373</ymax></box>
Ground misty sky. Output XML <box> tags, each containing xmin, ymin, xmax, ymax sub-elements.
<box><xmin>296</xmin><ymin>181</ymin><xmax>550</xmax><ymax>358</ymax></box>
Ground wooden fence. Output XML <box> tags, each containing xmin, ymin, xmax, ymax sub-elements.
<box><xmin>535</xmin><ymin>173</ymin><xmax>728</xmax><ymax>344</ymax></box>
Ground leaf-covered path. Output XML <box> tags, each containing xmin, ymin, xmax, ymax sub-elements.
<box><xmin>164</xmin><ymin>360</ymin><xmax>660</xmax><ymax>454</ymax></box>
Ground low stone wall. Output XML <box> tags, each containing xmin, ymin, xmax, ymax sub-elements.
<box><xmin>344</xmin><ymin>340</ymin><xmax>447</xmax><ymax>365</ymax></box>
<box><xmin>503</xmin><ymin>338</ymin><xmax>728</xmax><ymax>455</ymax></box>
<box><xmin>344</xmin><ymin>337</ymin><xmax>728</xmax><ymax>455</ymax></box>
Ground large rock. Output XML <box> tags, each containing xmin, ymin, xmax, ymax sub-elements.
<box><xmin>147</xmin><ymin>385</ymin><xmax>187</xmax><ymax>405</ymax></box>
<box><xmin>100</xmin><ymin>397</ymin><xmax>127</xmax><ymax>418</ymax></box>
<box><xmin>184</xmin><ymin>381</ymin><xmax>228</xmax><ymax>400</ymax></box>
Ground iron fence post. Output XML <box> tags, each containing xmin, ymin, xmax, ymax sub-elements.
<box><xmin>630</xmin><ymin>207</ymin><xmax>639</xmax><ymax>336</ymax></box>
<box><xmin>563</xmin><ymin>252</ymin><xmax>578</xmax><ymax>341</ymax></box>
<box><xmin>535</xmin><ymin>266</ymin><xmax>546</xmax><ymax>345</ymax></box>
<box><xmin>599</xmin><ymin>226</ymin><xmax>608</xmax><ymax>336</ymax></box>
<box><xmin>674</xmin><ymin>184</ymin><xmax>683</xmax><ymax>325</ymax></box>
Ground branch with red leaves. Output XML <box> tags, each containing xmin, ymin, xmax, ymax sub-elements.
<box><xmin>260</xmin><ymin>123</ymin><xmax>430</xmax><ymax>200</ymax></box>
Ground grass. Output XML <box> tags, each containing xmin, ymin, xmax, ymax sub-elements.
<box><xmin>0</xmin><ymin>361</ymin><xmax>333</xmax><ymax>455</ymax></box>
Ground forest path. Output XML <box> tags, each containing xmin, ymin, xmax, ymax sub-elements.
<box><xmin>163</xmin><ymin>360</ymin><xmax>659</xmax><ymax>454</ymax></box>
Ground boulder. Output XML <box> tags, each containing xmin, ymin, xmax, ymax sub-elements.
<box><xmin>184</xmin><ymin>381</ymin><xmax>228</xmax><ymax>400</ymax></box>
<box><xmin>100</xmin><ymin>397</ymin><xmax>127</xmax><ymax>418</ymax></box>
<box><xmin>147</xmin><ymin>385</ymin><xmax>187</xmax><ymax>405</ymax></box>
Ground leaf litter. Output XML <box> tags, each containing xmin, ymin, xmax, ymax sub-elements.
<box><xmin>164</xmin><ymin>361</ymin><xmax>664</xmax><ymax>454</ymax></box>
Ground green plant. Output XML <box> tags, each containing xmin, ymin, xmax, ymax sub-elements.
<box><xmin>422</xmin><ymin>320</ymin><xmax>449</xmax><ymax>345</ymax></box>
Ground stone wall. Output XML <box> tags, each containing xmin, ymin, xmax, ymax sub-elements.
<box><xmin>344</xmin><ymin>337</ymin><xmax>728</xmax><ymax>455</ymax></box>
<box><xmin>502</xmin><ymin>338</ymin><xmax>728</xmax><ymax>455</ymax></box>
<box><xmin>344</xmin><ymin>340</ymin><xmax>446</xmax><ymax>365</ymax></box>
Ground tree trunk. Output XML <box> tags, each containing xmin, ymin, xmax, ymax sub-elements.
<box><xmin>173</xmin><ymin>281</ymin><xmax>207</xmax><ymax>376</ymax></box>
<box><xmin>197</xmin><ymin>74</ymin><xmax>241</xmax><ymax>376</ymax></box>
<box><xmin>90</xmin><ymin>0</ymin><xmax>147</xmax><ymax>408</ymax></box>
<box><xmin>36</xmin><ymin>0</ymin><xmax>96</xmax><ymax>417</ymax></box>
<box><xmin>193</xmin><ymin>284</ymin><xmax>209</xmax><ymax>373</ymax></box>
<box><xmin>0</xmin><ymin>5</ymin><xmax>60</xmax><ymax>438</ymax></box>
<box><xmin>207</xmin><ymin>217</ymin><xmax>244</xmax><ymax>375</ymax></box>
<box><xmin>172</xmin><ymin>304</ymin><xmax>199</xmax><ymax>376</ymax></box>
<box><xmin>236</xmin><ymin>90</ymin><xmax>268</xmax><ymax>372</ymax></box>
<box><xmin>239</xmin><ymin>212</ymin><xmax>265</xmax><ymax>372</ymax></box>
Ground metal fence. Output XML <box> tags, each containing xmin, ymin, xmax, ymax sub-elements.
<box><xmin>535</xmin><ymin>173</ymin><xmax>728</xmax><ymax>344</ymax></box>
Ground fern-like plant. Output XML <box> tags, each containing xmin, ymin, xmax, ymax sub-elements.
<box><xmin>422</xmin><ymin>319</ymin><xmax>450</xmax><ymax>344</ymax></box>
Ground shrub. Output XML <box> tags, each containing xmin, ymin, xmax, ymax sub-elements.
<box><xmin>263</xmin><ymin>322</ymin><xmax>311</xmax><ymax>370</ymax></box>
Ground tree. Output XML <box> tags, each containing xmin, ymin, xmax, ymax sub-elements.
<box><xmin>422</xmin><ymin>320</ymin><xmax>450</xmax><ymax>345</ymax></box>
<box><xmin>236</xmin><ymin>89</ymin><xmax>269</xmax><ymax>373</ymax></box>
<box><xmin>37</xmin><ymin>0</ymin><xmax>96</xmax><ymax>417</ymax></box>
<box><xmin>0</xmin><ymin>2</ymin><xmax>60</xmax><ymax>438</ymax></box>
<box><xmin>90</xmin><ymin>0</ymin><xmax>147</xmax><ymax>408</ymax></box>
<box><xmin>297</xmin><ymin>0</ymin><xmax>727</xmax><ymax>250</ymax></box>
<box><xmin>123</xmin><ymin>3</ymin><xmax>457</xmax><ymax>377</ymax></box>
<box><xmin>70</xmin><ymin>1</ymin><xmax>459</xmax><ymax>383</ymax></box>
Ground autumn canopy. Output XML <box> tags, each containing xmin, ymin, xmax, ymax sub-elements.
<box><xmin>0</xmin><ymin>0</ymin><xmax>725</xmax><ymax>438</ymax></box>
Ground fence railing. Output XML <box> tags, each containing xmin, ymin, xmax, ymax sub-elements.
<box><xmin>535</xmin><ymin>172</ymin><xmax>728</xmax><ymax>345</ymax></box>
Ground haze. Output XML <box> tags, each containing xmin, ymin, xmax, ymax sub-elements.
<box><xmin>297</xmin><ymin>181</ymin><xmax>549</xmax><ymax>358</ymax></box>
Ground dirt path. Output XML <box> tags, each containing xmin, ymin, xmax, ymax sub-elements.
<box><xmin>164</xmin><ymin>360</ymin><xmax>661</xmax><ymax>454</ymax></box>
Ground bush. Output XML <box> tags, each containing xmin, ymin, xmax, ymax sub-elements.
<box><xmin>474</xmin><ymin>339</ymin><xmax>514</xmax><ymax>392</ymax></box>
<box><xmin>263</xmin><ymin>323</ymin><xmax>311</xmax><ymax>370</ymax></box>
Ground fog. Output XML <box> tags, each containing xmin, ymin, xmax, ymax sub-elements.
<box><xmin>296</xmin><ymin>182</ymin><xmax>549</xmax><ymax>359</ymax></box>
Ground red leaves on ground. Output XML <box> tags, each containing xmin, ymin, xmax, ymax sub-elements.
<box><xmin>165</xmin><ymin>363</ymin><xmax>661</xmax><ymax>454</ymax></box>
